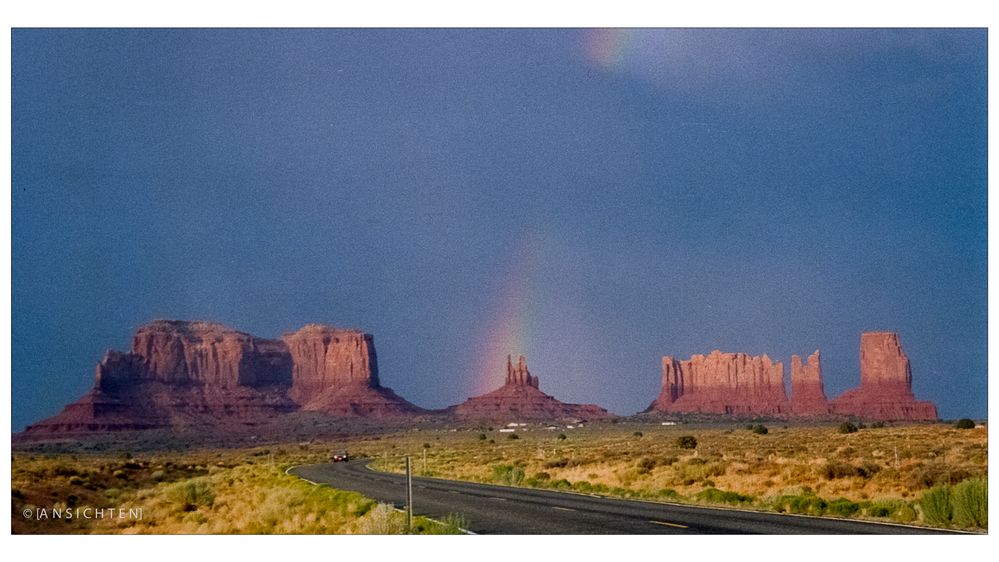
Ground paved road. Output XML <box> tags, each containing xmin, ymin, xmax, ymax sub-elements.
<box><xmin>289</xmin><ymin>461</ymin><xmax>958</xmax><ymax>534</ymax></box>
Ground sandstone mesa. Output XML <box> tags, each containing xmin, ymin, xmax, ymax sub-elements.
<box><xmin>646</xmin><ymin>332</ymin><xmax>936</xmax><ymax>421</ymax></box>
<box><xmin>23</xmin><ymin>321</ymin><xmax>938</xmax><ymax>435</ymax></box>
<box><xmin>26</xmin><ymin>320</ymin><xmax>421</xmax><ymax>434</ymax></box>
<box><xmin>649</xmin><ymin>351</ymin><xmax>789</xmax><ymax>416</ymax></box>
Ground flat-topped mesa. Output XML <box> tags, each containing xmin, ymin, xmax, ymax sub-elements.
<box><xmin>280</xmin><ymin>324</ymin><xmax>421</xmax><ymax>417</ymax></box>
<box><xmin>25</xmin><ymin>319</ymin><xmax>423</xmax><ymax>434</ymax></box>
<box><xmin>790</xmin><ymin>350</ymin><xmax>830</xmax><ymax>415</ymax></box>
<box><xmin>647</xmin><ymin>350</ymin><xmax>789</xmax><ymax>416</ymax></box>
<box><xmin>28</xmin><ymin>320</ymin><xmax>298</xmax><ymax>433</ymax></box>
<box><xmin>505</xmin><ymin>355</ymin><xmax>539</xmax><ymax>388</ymax></box>
<box><xmin>123</xmin><ymin>320</ymin><xmax>292</xmax><ymax>388</ymax></box>
<box><xmin>451</xmin><ymin>355</ymin><xmax>610</xmax><ymax>421</ymax></box>
<box><xmin>831</xmin><ymin>332</ymin><xmax>937</xmax><ymax>421</ymax></box>
<box><xmin>281</xmin><ymin>325</ymin><xmax>380</xmax><ymax>403</ymax></box>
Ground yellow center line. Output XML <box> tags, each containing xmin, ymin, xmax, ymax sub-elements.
<box><xmin>649</xmin><ymin>520</ymin><xmax>689</xmax><ymax>529</ymax></box>
<box><xmin>552</xmin><ymin>506</ymin><xmax>577</xmax><ymax>512</ymax></box>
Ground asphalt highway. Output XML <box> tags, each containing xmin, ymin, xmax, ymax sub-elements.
<box><xmin>289</xmin><ymin>461</ymin><xmax>958</xmax><ymax>534</ymax></box>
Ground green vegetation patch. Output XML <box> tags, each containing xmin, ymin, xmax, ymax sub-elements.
<box><xmin>837</xmin><ymin>422</ymin><xmax>859</xmax><ymax>434</ymax></box>
<box><xmin>491</xmin><ymin>464</ymin><xmax>525</xmax><ymax>486</ymax></box>
<box><xmin>951</xmin><ymin>478</ymin><xmax>987</xmax><ymax>528</ymax></box>
<box><xmin>696</xmin><ymin>487</ymin><xmax>753</xmax><ymax>505</ymax></box>
<box><xmin>920</xmin><ymin>485</ymin><xmax>953</xmax><ymax>526</ymax></box>
<box><xmin>954</xmin><ymin>419</ymin><xmax>976</xmax><ymax>430</ymax></box>
<box><xmin>770</xmin><ymin>492</ymin><xmax>828</xmax><ymax>516</ymax></box>
<box><xmin>676</xmin><ymin>435</ymin><xmax>698</xmax><ymax>449</ymax></box>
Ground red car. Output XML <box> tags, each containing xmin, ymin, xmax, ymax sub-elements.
<box><xmin>332</xmin><ymin>451</ymin><xmax>349</xmax><ymax>462</ymax></box>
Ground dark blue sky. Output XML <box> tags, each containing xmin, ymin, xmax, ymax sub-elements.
<box><xmin>11</xmin><ymin>29</ymin><xmax>987</xmax><ymax>430</ymax></box>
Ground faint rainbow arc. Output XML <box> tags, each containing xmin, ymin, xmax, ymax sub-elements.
<box><xmin>584</xmin><ymin>28</ymin><xmax>636</xmax><ymax>69</ymax></box>
<box><xmin>468</xmin><ymin>232</ymin><xmax>545</xmax><ymax>396</ymax></box>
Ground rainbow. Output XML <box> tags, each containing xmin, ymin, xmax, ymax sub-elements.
<box><xmin>467</xmin><ymin>231</ymin><xmax>545</xmax><ymax>396</ymax></box>
<box><xmin>583</xmin><ymin>28</ymin><xmax>638</xmax><ymax>69</ymax></box>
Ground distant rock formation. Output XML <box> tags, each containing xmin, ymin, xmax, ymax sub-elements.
<box><xmin>789</xmin><ymin>350</ymin><xmax>830</xmax><ymax>415</ymax></box>
<box><xmin>282</xmin><ymin>324</ymin><xmax>380</xmax><ymax>400</ymax></box>
<box><xmin>646</xmin><ymin>351</ymin><xmax>789</xmax><ymax>416</ymax></box>
<box><xmin>26</xmin><ymin>320</ymin><xmax>421</xmax><ymax>434</ymax></box>
<box><xmin>646</xmin><ymin>333</ymin><xmax>938</xmax><ymax>421</ymax></box>
<box><xmin>280</xmin><ymin>324</ymin><xmax>420</xmax><ymax>416</ymax></box>
<box><xmin>117</xmin><ymin>320</ymin><xmax>293</xmax><ymax>388</ymax></box>
<box><xmin>450</xmin><ymin>355</ymin><xmax>610</xmax><ymax>421</ymax></box>
<box><xmin>505</xmin><ymin>354</ymin><xmax>539</xmax><ymax>388</ymax></box>
<box><xmin>831</xmin><ymin>332</ymin><xmax>937</xmax><ymax>420</ymax></box>
<box><xmin>24</xmin><ymin>320</ymin><xmax>940</xmax><ymax>434</ymax></box>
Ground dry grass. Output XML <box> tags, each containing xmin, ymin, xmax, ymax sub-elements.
<box><xmin>11</xmin><ymin>448</ymin><xmax>462</xmax><ymax>534</ymax></box>
<box><xmin>360</xmin><ymin>422</ymin><xmax>987</xmax><ymax>529</ymax></box>
<box><xmin>12</xmin><ymin>421</ymin><xmax>985</xmax><ymax>532</ymax></box>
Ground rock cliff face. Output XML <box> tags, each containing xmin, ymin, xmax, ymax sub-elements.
<box><xmin>282</xmin><ymin>325</ymin><xmax>379</xmax><ymax>398</ymax></box>
<box><xmin>25</xmin><ymin>320</ymin><xmax>420</xmax><ymax>434</ymax></box>
<box><xmin>789</xmin><ymin>350</ymin><xmax>830</xmax><ymax>415</ymax></box>
<box><xmin>280</xmin><ymin>325</ymin><xmax>420</xmax><ymax>416</ymax></box>
<box><xmin>646</xmin><ymin>334</ymin><xmax>937</xmax><ymax>421</ymax></box>
<box><xmin>110</xmin><ymin>321</ymin><xmax>293</xmax><ymax>388</ymax></box>
<box><xmin>505</xmin><ymin>355</ymin><xmax>539</xmax><ymax>388</ymax></box>
<box><xmin>450</xmin><ymin>355</ymin><xmax>610</xmax><ymax>421</ymax></box>
<box><xmin>831</xmin><ymin>332</ymin><xmax>937</xmax><ymax>420</ymax></box>
<box><xmin>646</xmin><ymin>351</ymin><xmax>789</xmax><ymax>416</ymax></box>
<box><xmin>24</xmin><ymin>321</ymin><xmax>940</xmax><ymax>433</ymax></box>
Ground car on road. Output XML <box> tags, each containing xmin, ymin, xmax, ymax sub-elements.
<box><xmin>332</xmin><ymin>451</ymin><xmax>349</xmax><ymax>462</ymax></box>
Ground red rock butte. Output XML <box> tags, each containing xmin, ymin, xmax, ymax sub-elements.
<box><xmin>450</xmin><ymin>355</ymin><xmax>611</xmax><ymax>421</ymax></box>
<box><xmin>23</xmin><ymin>321</ymin><xmax>938</xmax><ymax>433</ymax></box>
<box><xmin>647</xmin><ymin>351</ymin><xmax>789</xmax><ymax>416</ymax></box>
<box><xmin>790</xmin><ymin>350</ymin><xmax>830</xmax><ymax>415</ymax></box>
<box><xmin>25</xmin><ymin>320</ymin><xmax>421</xmax><ymax>434</ymax></box>
<box><xmin>280</xmin><ymin>324</ymin><xmax>420</xmax><ymax>417</ymax></box>
<box><xmin>830</xmin><ymin>332</ymin><xmax>937</xmax><ymax>421</ymax></box>
<box><xmin>646</xmin><ymin>332</ymin><xmax>937</xmax><ymax>421</ymax></box>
